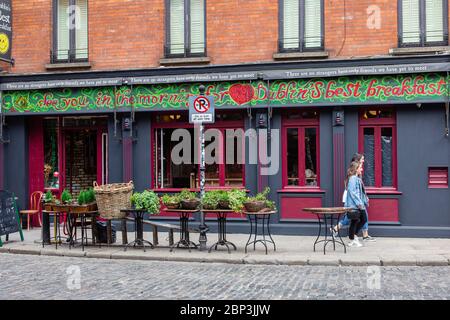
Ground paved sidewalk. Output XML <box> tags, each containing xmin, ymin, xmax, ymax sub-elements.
<box><xmin>1</xmin><ymin>228</ymin><xmax>449</xmax><ymax>266</ymax></box>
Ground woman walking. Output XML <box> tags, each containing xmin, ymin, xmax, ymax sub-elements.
<box><xmin>332</xmin><ymin>153</ymin><xmax>376</xmax><ymax>242</ymax></box>
<box><xmin>344</xmin><ymin>161</ymin><xmax>368</xmax><ymax>247</ymax></box>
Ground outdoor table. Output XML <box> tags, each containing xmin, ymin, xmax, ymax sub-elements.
<box><xmin>120</xmin><ymin>208</ymin><xmax>154</xmax><ymax>252</ymax></box>
<box><xmin>302</xmin><ymin>207</ymin><xmax>349</xmax><ymax>255</ymax></box>
<box><xmin>42</xmin><ymin>209</ymin><xmax>65</xmax><ymax>249</ymax></box>
<box><xmin>244</xmin><ymin>210</ymin><xmax>277</xmax><ymax>255</ymax></box>
<box><xmin>203</xmin><ymin>209</ymin><xmax>237</xmax><ymax>254</ymax></box>
<box><xmin>42</xmin><ymin>204</ymin><xmax>99</xmax><ymax>250</ymax></box>
<box><xmin>163</xmin><ymin>208</ymin><xmax>199</xmax><ymax>252</ymax></box>
<box><xmin>65</xmin><ymin>206</ymin><xmax>99</xmax><ymax>250</ymax></box>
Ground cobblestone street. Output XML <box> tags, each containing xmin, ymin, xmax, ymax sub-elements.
<box><xmin>0</xmin><ymin>253</ymin><xmax>449</xmax><ymax>300</ymax></box>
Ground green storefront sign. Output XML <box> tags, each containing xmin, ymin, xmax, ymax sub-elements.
<box><xmin>2</xmin><ymin>73</ymin><xmax>448</xmax><ymax>114</ymax></box>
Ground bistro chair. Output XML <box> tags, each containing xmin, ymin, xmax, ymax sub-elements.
<box><xmin>20</xmin><ymin>191</ymin><xmax>43</xmax><ymax>230</ymax></box>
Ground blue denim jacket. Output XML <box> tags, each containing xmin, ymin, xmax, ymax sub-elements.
<box><xmin>344</xmin><ymin>175</ymin><xmax>369</xmax><ymax>210</ymax></box>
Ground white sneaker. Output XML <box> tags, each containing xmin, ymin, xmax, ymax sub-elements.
<box><xmin>347</xmin><ymin>239</ymin><xmax>363</xmax><ymax>247</ymax></box>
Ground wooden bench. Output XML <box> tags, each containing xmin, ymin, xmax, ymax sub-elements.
<box><xmin>125</xmin><ymin>218</ymin><xmax>199</xmax><ymax>246</ymax></box>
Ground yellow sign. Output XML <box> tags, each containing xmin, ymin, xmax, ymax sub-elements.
<box><xmin>0</xmin><ymin>33</ymin><xmax>9</xmax><ymax>54</ymax></box>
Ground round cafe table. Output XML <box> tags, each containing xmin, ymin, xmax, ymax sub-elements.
<box><xmin>302</xmin><ymin>207</ymin><xmax>350</xmax><ymax>255</ymax></box>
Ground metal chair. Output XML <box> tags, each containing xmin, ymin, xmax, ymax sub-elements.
<box><xmin>20</xmin><ymin>191</ymin><xmax>43</xmax><ymax>230</ymax></box>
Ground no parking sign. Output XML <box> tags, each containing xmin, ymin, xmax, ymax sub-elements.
<box><xmin>189</xmin><ymin>95</ymin><xmax>215</xmax><ymax>124</ymax></box>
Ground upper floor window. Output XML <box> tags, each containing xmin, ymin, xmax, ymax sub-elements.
<box><xmin>279</xmin><ymin>0</ymin><xmax>324</xmax><ymax>52</ymax></box>
<box><xmin>52</xmin><ymin>0</ymin><xmax>88</xmax><ymax>63</ymax></box>
<box><xmin>399</xmin><ymin>0</ymin><xmax>448</xmax><ymax>47</ymax></box>
<box><xmin>165</xmin><ymin>0</ymin><xmax>206</xmax><ymax>57</ymax></box>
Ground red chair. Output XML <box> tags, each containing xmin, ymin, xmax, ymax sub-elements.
<box><xmin>20</xmin><ymin>191</ymin><xmax>43</xmax><ymax>230</ymax></box>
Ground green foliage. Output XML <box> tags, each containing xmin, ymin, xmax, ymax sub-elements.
<box><xmin>179</xmin><ymin>189</ymin><xmax>197</xmax><ymax>200</ymax></box>
<box><xmin>77</xmin><ymin>188</ymin><xmax>96</xmax><ymax>205</ymax></box>
<box><xmin>44</xmin><ymin>191</ymin><xmax>54</xmax><ymax>203</ymax></box>
<box><xmin>161</xmin><ymin>194</ymin><xmax>180</xmax><ymax>205</ymax></box>
<box><xmin>61</xmin><ymin>189</ymin><xmax>72</xmax><ymax>204</ymax></box>
<box><xmin>86</xmin><ymin>188</ymin><xmax>96</xmax><ymax>203</ymax></box>
<box><xmin>131</xmin><ymin>190</ymin><xmax>161</xmax><ymax>215</ymax></box>
<box><xmin>77</xmin><ymin>190</ymin><xmax>87</xmax><ymax>205</ymax></box>
<box><xmin>245</xmin><ymin>187</ymin><xmax>275</xmax><ymax>210</ymax></box>
<box><xmin>202</xmin><ymin>191</ymin><xmax>221</xmax><ymax>209</ymax></box>
<box><xmin>228</xmin><ymin>189</ymin><xmax>247</xmax><ymax>213</ymax></box>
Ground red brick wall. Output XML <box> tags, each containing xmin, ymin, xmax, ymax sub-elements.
<box><xmin>4</xmin><ymin>0</ymin><xmax>450</xmax><ymax>74</ymax></box>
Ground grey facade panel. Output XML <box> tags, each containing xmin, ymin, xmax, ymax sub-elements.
<box><xmin>397</xmin><ymin>104</ymin><xmax>450</xmax><ymax>227</ymax></box>
<box><xmin>133</xmin><ymin>113</ymin><xmax>152</xmax><ymax>192</ymax></box>
<box><xmin>3</xmin><ymin>117</ymin><xmax>28</xmax><ymax>210</ymax></box>
<box><xmin>107</xmin><ymin>116</ymin><xmax>123</xmax><ymax>183</ymax></box>
<box><xmin>320</xmin><ymin>111</ymin><xmax>333</xmax><ymax>207</ymax></box>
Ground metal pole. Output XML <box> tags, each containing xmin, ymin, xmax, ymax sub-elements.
<box><xmin>198</xmin><ymin>85</ymin><xmax>208</xmax><ymax>251</ymax></box>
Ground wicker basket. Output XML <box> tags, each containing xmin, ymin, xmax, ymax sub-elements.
<box><xmin>93</xmin><ymin>181</ymin><xmax>134</xmax><ymax>219</ymax></box>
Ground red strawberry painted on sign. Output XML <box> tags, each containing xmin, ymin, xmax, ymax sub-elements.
<box><xmin>228</xmin><ymin>84</ymin><xmax>254</xmax><ymax>105</ymax></box>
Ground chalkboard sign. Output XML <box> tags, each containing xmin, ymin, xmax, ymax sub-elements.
<box><xmin>0</xmin><ymin>190</ymin><xmax>23</xmax><ymax>246</ymax></box>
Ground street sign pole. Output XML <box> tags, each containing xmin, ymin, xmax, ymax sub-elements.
<box><xmin>198</xmin><ymin>85</ymin><xmax>208</xmax><ymax>251</ymax></box>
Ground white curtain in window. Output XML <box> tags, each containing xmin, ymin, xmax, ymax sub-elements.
<box><xmin>170</xmin><ymin>0</ymin><xmax>185</xmax><ymax>54</ymax></box>
<box><xmin>190</xmin><ymin>0</ymin><xmax>205</xmax><ymax>53</ymax></box>
<box><xmin>283</xmin><ymin>0</ymin><xmax>299</xmax><ymax>49</ymax></box>
<box><xmin>425</xmin><ymin>0</ymin><xmax>444</xmax><ymax>42</ymax></box>
<box><xmin>304</xmin><ymin>0</ymin><xmax>322</xmax><ymax>48</ymax></box>
<box><xmin>402</xmin><ymin>0</ymin><xmax>421</xmax><ymax>44</ymax></box>
<box><xmin>76</xmin><ymin>0</ymin><xmax>88</xmax><ymax>59</ymax></box>
<box><xmin>57</xmin><ymin>0</ymin><xmax>70</xmax><ymax>60</ymax></box>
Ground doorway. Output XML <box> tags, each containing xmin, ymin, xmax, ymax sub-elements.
<box><xmin>43</xmin><ymin>117</ymin><xmax>108</xmax><ymax>198</ymax></box>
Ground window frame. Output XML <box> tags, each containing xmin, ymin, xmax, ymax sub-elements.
<box><xmin>398</xmin><ymin>0</ymin><xmax>449</xmax><ymax>47</ymax></box>
<box><xmin>282</xmin><ymin>112</ymin><xmax>320</xmax><ymax>189</ymax></box>
<box><xmin>358</xmin><ymin>109</ymin><xmax>398</xmax><ymax>190</ymax></box>
<box><xmin>164</xmin><ymin>0</ymin><xmax>207</xmax><ymax>58</ymax></box>
<box><xmin>151</xmin><ymin>112</ymin><xmax>245</xmax><ymax>191</ymax></box>
<box><xmin>52</xmin><ymin>0</ymin><xmax>89</xmax><ymax>63</ymax></box>
<box><xmin>278</xmin><ymin>0</ymin><xmax>325</xmax><ymax>53</ymax></box>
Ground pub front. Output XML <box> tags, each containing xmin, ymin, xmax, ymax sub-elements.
<box><xmin>0</xmin><ymin>56</ymin><xmax>449</xmax><ymax>237</ymax></box>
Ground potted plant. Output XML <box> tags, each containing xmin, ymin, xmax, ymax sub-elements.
<box><xmin>61</xmin><ymin>189</ymin><xmax>72</xmax><ymax>204</ymax></box>
<box><xmin>43</xmin><ymin>190</ymin><xmax>54</xmax><ymax>211</ymax></box>
<box><xmin>161</xmin><ymin>194</ymin><xmax>180</xmax><ymax>209</ymax></box>
<box><xmin>75</xmin><ymin>188</ymin><xmax>98</xmax><ymax>212</ymax></box>
<box><xmin>228</xmin><ymin>189</ymin><xmax>247</xmax><ymax>213</ymax></box>
<box><xmin>202</xmin><ymin>191</ymin><xmax>220</xmax><ymax>210</ymax></box>
<box><xmin>243</xmin><ymin>187</ymin><xmax>275</xmax><ymax>212</ymax></box>
<box><xmin>179</xmin><ymin>189</ymin><xmax>200</xmax><ymax>210</ymax></box>
<box><xmin>217</xmin><ymin>190</ymin><xmax>231</xmax><ymax>209</ymax></box>
<box><xmin>131</xmin><ymin>190</ymin><xmax>160</xmax><ymax>215</ymax></box>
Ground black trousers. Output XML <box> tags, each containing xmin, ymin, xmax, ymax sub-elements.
<box><xmin>348</xmin><ymin>210</ymin><xmax>367</xmax><ymax>240</ymax></box>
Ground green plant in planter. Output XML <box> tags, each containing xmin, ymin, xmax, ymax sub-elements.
<box><xmin>77</xmin><ymin>190</ymin><xmax>87</xmax><ymax>205</ymax></box>
<box><xmin>44</xmin><ymin>190</ymin><xmax>54</xmax><ymax>203</ymax></box>
<box><xmin>228</xmin><ymin>189</ymin><xmax>247</xmax><ymax>213</ymax></box>
<box><xmin>202</xmin><ymin>191</ymin><xmax>220</xmax><ymax>210</ymax></box>
<box><xmin>179</xmin><ymin>189</ymin><xmax>197</xmax><ymax>200</ymax></box>
<box><xmin>61</xmin><ymin>189</ymin><xmax>73</xmax><ymax>204</ymax></box>
<box><xmin>85</xmin><ymin>188</ymin><xmax>96</xmax><ymax>203</ymax></box>
<box><xmin>161</xmin><ymin>194</ymin><xmax>180</xmax><ymax>204</ymax></box>
<box><xmin>244</xmin><ymin>187</ymin><xmax>275</xmax><ymax>212</ymax></box>
<box><xmin>131</xmin><ymin>190</ymin><xmax>160</xmax><ymax>215</ymax></box>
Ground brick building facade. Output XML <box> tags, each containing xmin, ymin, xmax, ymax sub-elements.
<box><xmin>0</xmin><ymin>0</ymin><xmax>449</xmax><ymax>237</ymax></box>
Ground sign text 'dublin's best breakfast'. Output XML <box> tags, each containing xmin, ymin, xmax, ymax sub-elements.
<box><xmin>2</xmin><ymin>74</ymin><xmax>447</xmax><ymax>113</ymax></box>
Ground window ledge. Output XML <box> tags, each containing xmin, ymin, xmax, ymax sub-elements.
<box><xmin>159</xmin><ymin>56</ymin><xmax>211</xmax><ymax>66</ymax></box>
<box><xmin>278</xmin><ymin>188</ymin><xmax>326</xmax><ymax>193</ymax></box>
<box><xmin>273</xmin><ymin>51</ymin><xmax>329</xmax><ymax>60</ymax></box>
<box><xmin>389</xmin><ymin>46</ymin><xmax>450</xmax><ymax>56</ymax></box>
<box><xmin>365</xmin><ymin>188</ymin><xmax>402</xmax><ymax>195</ymax></box>
<box><xmin>45</xmin><ymin>62</ymin><xmax>91</xmax><ymax>70</ymax></box>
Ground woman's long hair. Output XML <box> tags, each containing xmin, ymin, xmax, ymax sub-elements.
<box><xmin>344</xmin><ymin>161</ymin><xmax>360</xmax><ymax>189</ymax></box>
